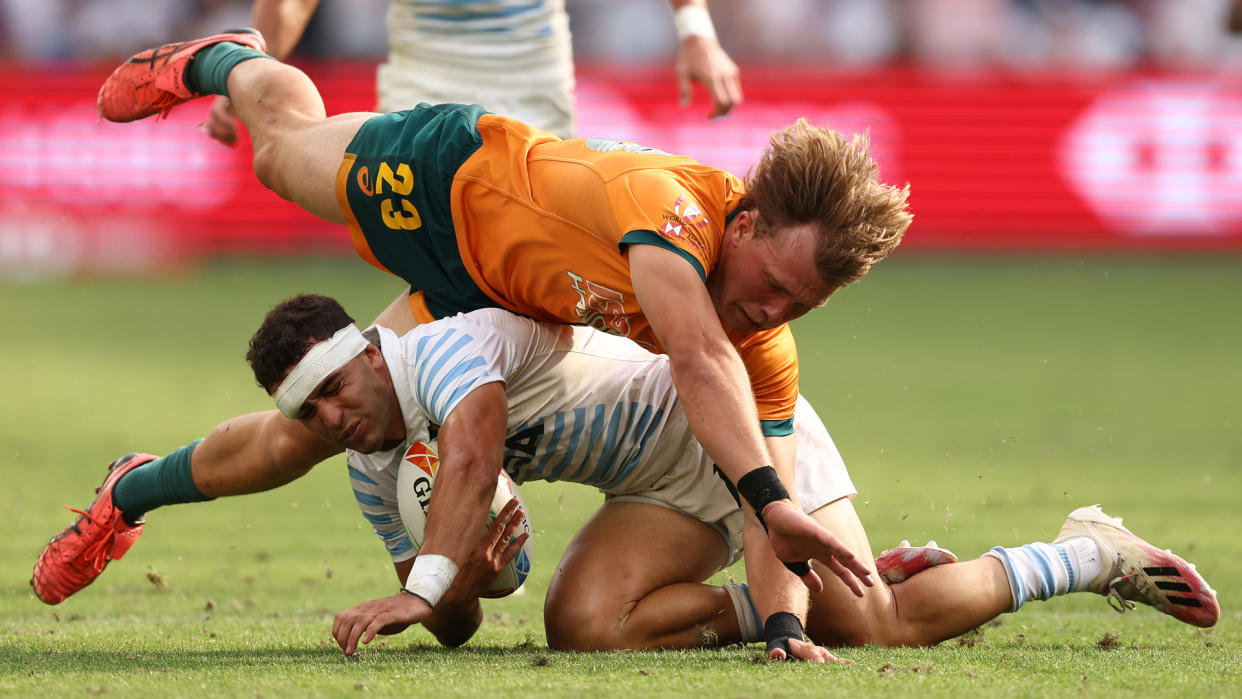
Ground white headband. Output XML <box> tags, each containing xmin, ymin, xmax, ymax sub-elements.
<box><xmin>273</xmin><ymin>324</ymin><xmax>369</xmax><ymax>418</ymax></box>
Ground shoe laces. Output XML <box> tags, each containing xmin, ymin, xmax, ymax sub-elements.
<box><xmin>63</xmin><ymin>504</ymin><xmax>98</xmax><ymax>525</ymax></box>
<box><xmin>59</xmin><ymin>504</ymin><xmax>118</xmax><ymax>576</ymax></box>
<box><xmin>1104</xmin><ymin>572</ymin><xmax>1139</xmax><ymax>614</ymax></box>
<box><xmin>149</xmin><ymin>93</ymin><xmax>182</xmax><ymax>120</ymax></box>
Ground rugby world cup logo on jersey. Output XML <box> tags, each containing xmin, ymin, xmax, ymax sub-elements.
<box><xmin>403</xmin><ymin>441</ymin><xmax>439</xmax><ymax>514</ymax></box>
<box><xmin>566</xmin><ymin>270</ymin><xmax>632</xmax><ymax>337</ymax></box>
<box><xmin>660</xmin><ymin>195</ymin><xmax>708</xmax><ymax>237</ymax></box>
<box><xmin>661</xmin><ymin>195</ymin><xmax>710</xmax><ymax>255</ymax></box>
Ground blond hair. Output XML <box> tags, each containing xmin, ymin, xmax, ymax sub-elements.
<box><xmin>741</xmin><ymin>119</ymin><xmax>912</xmax><ymax>290</ymax></box>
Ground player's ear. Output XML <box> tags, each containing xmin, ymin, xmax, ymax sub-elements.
<box><xmin>732</xmin><ymin>208</ymin><xmax>759</xmax><ymax>242</ymax></box>
<box><xmin>362</xmin><ymin>343</ymin><xmax>386</xmax><ymax>370</ymax></box>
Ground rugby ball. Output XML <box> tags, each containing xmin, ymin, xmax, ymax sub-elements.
<box><xmin>396</xmin><ymin>441</ymin><xmax>533</xmax><ymax>598</ymax></box>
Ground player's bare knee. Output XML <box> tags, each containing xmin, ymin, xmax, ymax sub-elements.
<box><xmin>250</xmin><ymin>141</ymin><xmax>284</xmax><ymax>195</ymax></box>
<box><xmin>545</xmin><ymin>595</ymin><xmax>631</xmax><ymax>651</ymax></box>
<box><xmin>544</xmin><ymin>605</ymin><xmax>593</xmax><ymax>650</ymax></box>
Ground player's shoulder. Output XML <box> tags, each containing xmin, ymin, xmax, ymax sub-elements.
<box><xmin>402</xmin><ymin>308</ymin><xmax>566</xmax><ymax>352</ymax></box>
<box><xmin>731</xmin><ymin>323</ymin><xmax>798</xmax><ymax>365</ymax></box>
<box><xmin>446</xmin><ymin>308</ymin><xmax>543</xmax><ymax>335</ymax></box>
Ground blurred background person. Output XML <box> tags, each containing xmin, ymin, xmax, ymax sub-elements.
<box><xmin>200</xmin><ymin>0</ymin><xmax>744</xmax><ymax>144</ymax></box>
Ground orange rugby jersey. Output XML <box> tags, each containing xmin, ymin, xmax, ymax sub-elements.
<box><xmin>359</xmin><ymin>112</ymin><xmax>801</xmax><ymax>431</ymax></box>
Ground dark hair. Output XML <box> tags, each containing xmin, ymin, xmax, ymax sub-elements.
<box><xmin>247</xmin><ymin>294</ymin><xmax>356</xmax><ymax>393</ymax></box>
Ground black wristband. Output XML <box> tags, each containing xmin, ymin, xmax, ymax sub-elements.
<box><xmin>763</xmin><ymin>612</ymin><xmax>805</xmax><ymax>660</ymax></box>
<box><xmin>735</xmin><ymin>466</ymin><xmax>790</xmax><ymax>530</ymax></box>
<box><xmin>782</xmin><ymin>560</ymin><xmax>812</xmax><ymax>577</ymax></box>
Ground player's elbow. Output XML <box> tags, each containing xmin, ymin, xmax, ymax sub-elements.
<box><xmin>664</xmin><ymin>336</ymin><xmax>737</xmax><ymax>385</ymax></box>
<box><xmin>425</xmin><ymin>602</ymin><xmax>482</xmax><ymax>648</ymax></box>
<box><xmin>431</xmin><ymin>626</ymin><xmax>475</xmax><ymax>648</ymax></box>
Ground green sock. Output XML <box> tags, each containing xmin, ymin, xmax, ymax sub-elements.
<box><xmin>184</xmin><ymin>42</ymin><xmax>272</xmax><ymax>98</ymax></box>
<box><xmin>112</xmin><ymin>440</ymin><xmax>214</xmax><ymax>525</ymax></box>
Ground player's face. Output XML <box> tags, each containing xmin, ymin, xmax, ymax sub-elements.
<box><xmin>292</xmin><ymin>345</ymin><xmax>405</xmax><ymax>453</ymax></box>
<box><xmin>709</xmin><ymin>213</ymin><xmax>832</xmax><ymax>334</ymax></box>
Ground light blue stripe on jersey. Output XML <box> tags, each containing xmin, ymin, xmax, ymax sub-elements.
<box><xmin>418</xmin><ymin>1</ymin><xmax>545</xmax><ymax>22</ymax></box>
<box><xmin>413</xmin><ymin>327</ymin><xmax>495</xmax><ymax>421</ymax></box>
<box><xmin>412</xmin><ymin>328</ymin><xmax>458</xmax><ymax>407</ymax></box>
<box><xmin>353</xmin><ymin>490</ymin><xmax>384</xmax><ymax>507</ymax></box>
<box><xmin>434</xmin><ymin>357</ymin><xmax>488</xmax><ymax>413</ymax></box>
<box><xmin>599</xmin><ymin>404</ymin><xmax>661</xmax><ymax>491</ymax></box>
<box><xmin>565</xmin><ymin>404</ymin><xmax>609</xmax><ymax>482</ymax></box>
<box><xmin>525</xmin><ymin>410</ymin><xmax>566</xmax><ymax>481</ymax></box>
<box><xmin>587</xmin><ymin>404</ymin><xmax>625</xmax><ymax>484</ymax></box>
<box><xmin>380</xmin><ymin>531</ymin><xmax>415</xmax><ymax>557</ymax></box>
<box><xmin>362</xmin><ymin>511</ymin><xmax>395</xmax><ymax>527</ymax></box>
<box><xmin>348</xmin><ymin>465</ymin><xmax>379</xmax><ymax>486</ymax></box>
<box><xmin>508</xmin><ymin>401</ymin><xmax>666</xmax><ymax>490</ymax></box>
<box><xmin>547</xmin><ymin>407</ymin><xmax>587</xmax><ymax>481</ymax></box>
<box><xmin>418</xmin><ymin>331</ymin><xmax>471</xmax><ymax>400</ymax></box>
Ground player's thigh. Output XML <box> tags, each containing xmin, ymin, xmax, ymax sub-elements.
<box><xmin>257</xmin><ymin>112</ymin><xmax>375</xmax><ymax>223</ymax></box>
<box><xmin>803</xmin><ymin>496</ymin><xmax>897</xmax><ymax>646</ymax></box>
<box><xmin>544</xmin><ymin>500</ymin><xmax>727</xmax><ymax>627</ymax></box>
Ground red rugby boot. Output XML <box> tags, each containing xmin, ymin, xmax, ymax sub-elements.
<box><xmin>30</xmin><ymin>453</ymin><xmax>157</xmax><ymax>604</ymax></box>
<box><xmin>97</xmin><ymin>28</ymin><xmax>265</xmax><ymax>123</ymax></box>
<box><xmin>1055</xmin><ymin>504</ymin><xmax>1220</xmax><ymax>628</ymax></box>
<box><xmin>875</xmin><ymin>540</ymin><xmax>958</xmax><ymax>585</ymax></box>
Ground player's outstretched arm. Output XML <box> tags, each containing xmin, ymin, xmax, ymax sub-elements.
<box><xmin>741</xmin><ymin>514</ymin><xmax>853</xmax><ymax>662</ymax></box>
<box><xmin>417</xmin><ymin>382</ymin><xmax>509</xmax><ymax>568</ymax></box>
<box><xmin>628</xmin><ymin>244</ymin><xmax>872</xmax><ymax>593</ymax></box>
<box><xmin>669</xmin><ymin>0</ymin><xmax>742</xmax><ymax>118</ymax></box>
<box><xmin>206</xmin><ymin>0</ymin><xmax>321</xmax><ymax>145</ymax></box>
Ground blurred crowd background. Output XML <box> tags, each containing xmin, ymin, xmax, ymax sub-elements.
<box><xmin>4</xmin><ymin>0</ymin><xmax>1242</xmax><ymax>70</ymax></box>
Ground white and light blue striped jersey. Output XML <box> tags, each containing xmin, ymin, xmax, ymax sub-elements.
<box><xmin>389</xmin><ymin>0</ymin><xmax>568</xmax><ymax>64</ymax></box>
<box><xmin>348</xmin><ymin>308</ymin><xmax>693</xmax><ymax>561</ymax></box>
<box><xmin>378</xmin><ymin>0</ymin><xmax>575</xmax><ymax>135</ymax></box>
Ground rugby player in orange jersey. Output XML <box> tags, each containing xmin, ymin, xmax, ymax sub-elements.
<box><xmin>38</xmin><ymin>29</ymin><xmax>911</xmax><ymax>658</ymax></box>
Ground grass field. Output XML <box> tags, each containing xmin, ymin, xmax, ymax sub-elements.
<box><xmin>2</xmin><ymin>254</ymin><xmax>1240</xmax><ymax>696</ymax></box>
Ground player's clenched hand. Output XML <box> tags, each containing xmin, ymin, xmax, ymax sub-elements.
<box><xmin>332</xmin><ymin>592</ymin><xmax>431</xmax><ymax>656</ymax></box>
<box><xmin>442</xmin><ymin>498</ymin><xmax>530</xmax><ymax>603</ymax></box>
<box><xmin>676</xmin><ymin>34</ymin><xmax>743</xmax><ymax>118</ymax></box>
<box><xmin>770</xmin><ymin>637</ymin><xmax>854</xmax><ymax>664</ymax></box>
<box><xmin>763</xmin><ymin>500</ymin><xmax>874</xmax><ymax>596</ymax></box>
<box><xmin>204</xmin><ymin>96</ymin><xmax>240</xmax><ymax>146</ymax></box>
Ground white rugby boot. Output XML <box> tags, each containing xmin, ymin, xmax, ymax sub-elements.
<box><xmin>1054</xmin><ymin>504</ymin><xmax>1219</xmax><ymax>628</ymax></box>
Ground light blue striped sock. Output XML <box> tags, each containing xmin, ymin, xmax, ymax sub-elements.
<box><xmin>723</xmin><ymin>583</ymin><xmax>762</xmax><ymax>643</ymax></box>
<box><xmin>986</xmin><ymin>542</ymin><xmax>1074</xmax><ymax>611</ymax></box>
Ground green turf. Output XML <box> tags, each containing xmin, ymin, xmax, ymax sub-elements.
<box><xmin>2</xmin><ymin>255</ymin><xmax>1239</xmax><ymax>696</ymax></box>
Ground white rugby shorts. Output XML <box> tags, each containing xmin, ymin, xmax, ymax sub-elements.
<box><xmin>606</xmin><ymin>393</ymin><xmax>856</xmax><ymax>568</ymax></box>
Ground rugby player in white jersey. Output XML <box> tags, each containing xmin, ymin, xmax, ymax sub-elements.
<box><xmin>249</xmin><ymin>294</ymin><xmax>1218</xmax><ymax>658</ymax></box>
<box><xmin>206</xmin><ymin>0</ymin><xmax>742</xmax><ymax>143</ymax></box>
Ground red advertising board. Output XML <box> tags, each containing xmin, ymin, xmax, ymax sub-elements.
<box><xmin>2</xmin><ymin>62</ymin><xmax>1240</xmax><ymax>275</ymax></box>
